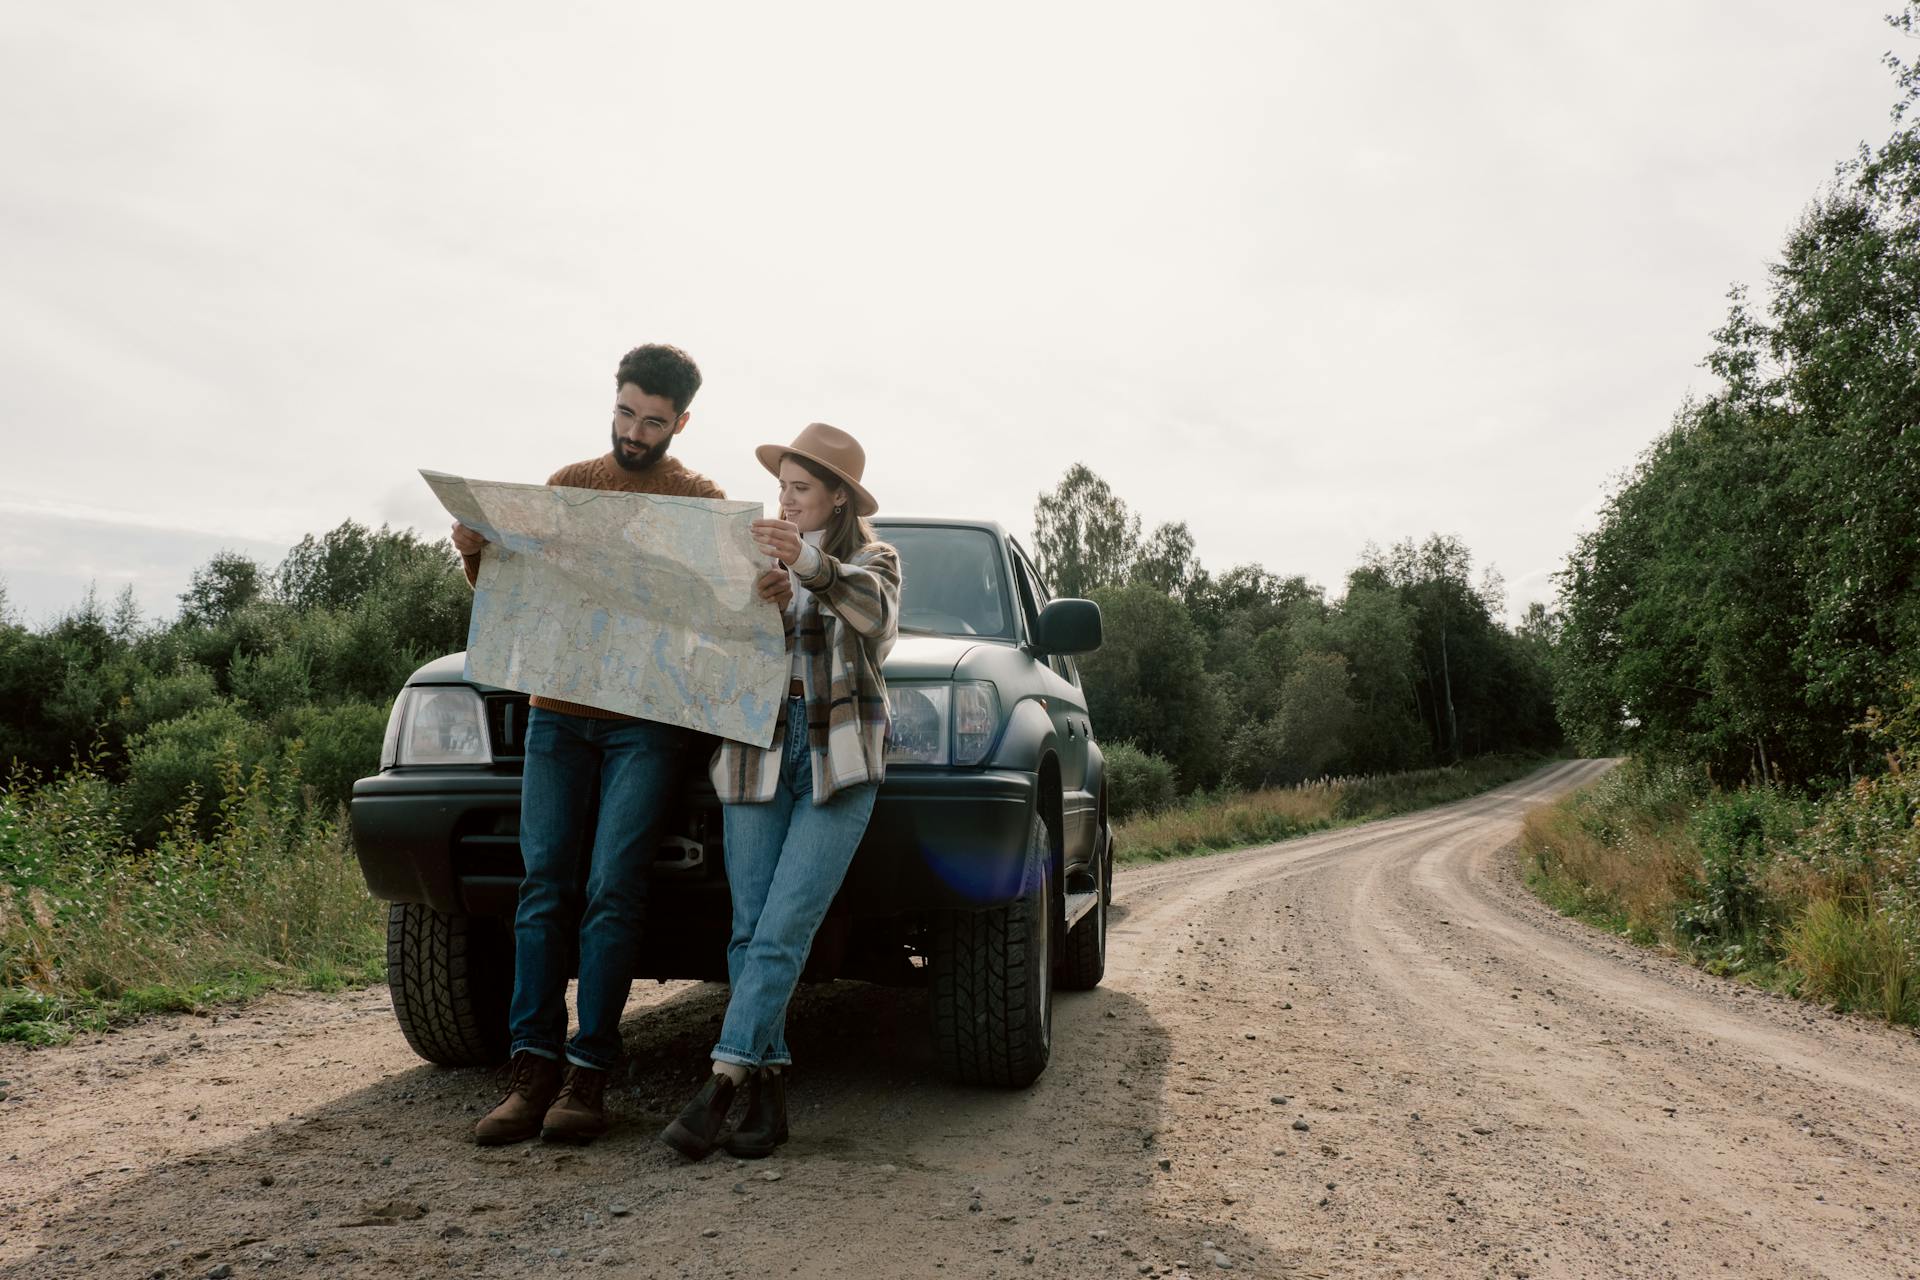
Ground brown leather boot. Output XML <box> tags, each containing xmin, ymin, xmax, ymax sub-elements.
<box><xmin>540</xmin><ymin>1065</ymin><xmax>612</xmax><ymax>1144</ymax></box>
<box><xmin>474</xmin><ymin>1051</ymin><xmax>563</xmax><ymax>1146</ymax></box>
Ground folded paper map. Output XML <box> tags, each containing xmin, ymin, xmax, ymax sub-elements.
<box><xmin>422</xmin><ymin>470</ymin><xmax>787</xmax><ymax>746</ymax></box>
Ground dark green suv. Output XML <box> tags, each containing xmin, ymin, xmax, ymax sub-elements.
<box><xmin>350</xmin><ymin>518</ymin><xmax>1110</xmax><ymax>1087</ymax></box>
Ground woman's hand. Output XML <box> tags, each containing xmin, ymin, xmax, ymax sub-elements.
<box><xmin>756</xmin><ymin>567</ymin><xmax>792</xmax><ymax>608</ymax></box>
<box><xmin>750</xmin><ymin>518</ymin><xmax>803</xmax><ymax>566</ymax></box>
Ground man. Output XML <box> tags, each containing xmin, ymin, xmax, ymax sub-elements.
<box><xmin>453</xmin><ymin>343</ymin><xmax>785</xmax><ymax>1145</ymax></box>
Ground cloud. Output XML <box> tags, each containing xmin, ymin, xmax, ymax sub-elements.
<box><xmin>0</xmin><ymin>505</ymin><xmax>292</xmax><ymax>626</ymax></box>
<box><xmin>0</xmin><ymin>0</ymin><xmax>1901</xmax><ymax>635</ymax></box>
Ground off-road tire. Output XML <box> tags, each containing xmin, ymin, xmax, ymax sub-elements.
<box><xmin>1057</xmin><ymin>822</ymin><xmax>1111</xmax><ymax>990</ymax></box>
<box><xmin>386</xmin><ymin>902</ymin><xmax>513</xmax><ymax>1067</ymax></box>
<box><xmin>930</xmin><ymin>808</ymin><xmax>1054</xmax><ymax>1087</ymax></box>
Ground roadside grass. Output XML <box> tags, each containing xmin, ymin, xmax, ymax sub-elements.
<box><xmin>1113</xmin><ymin>753</ymin><xmax>1552</xmax><ymax>865</ymax></box>
<box><xmin>0</xmin><ymin>752</ymin><xmax>385</xmax><ymax>1047</ymax></box>
<box><xmin>1521</xmin><ymin>758</ymin><xmax>1920</xmax><ymax>1027</ymax></box>
<box><xmin>1518</xmin><ymin>766</ymin><xmax>1696</xmax><ymax>951</ymax></box>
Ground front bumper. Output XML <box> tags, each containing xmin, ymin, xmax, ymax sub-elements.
<box><xmin>348</xmin><ymin>764</ymin><xmax>1038</xmax><ymax>921</ymax></box>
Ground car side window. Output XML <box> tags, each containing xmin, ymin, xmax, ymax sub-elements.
<box><xmin>1009</xmin><ymin>555</ymin><xmax>1042</xmax><ymax>642</ymax></box>
<box><xmin>1011</xmin><ymin>547</ymin><xmax>1079</xmax><ymax>683</ymax></box>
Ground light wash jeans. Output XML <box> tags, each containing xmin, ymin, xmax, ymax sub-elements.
<box><xmin>508</xmin><ymin>707</ymin><xmax>685</xmax><ymax>1071</ymax></box>
<box><xmin>714</xmin><ymin>696</ymin><xmax>879</xmax><ymax>1068</ymax></box>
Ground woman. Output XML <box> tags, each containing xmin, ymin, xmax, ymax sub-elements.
<box><xmin>662</xmin><ymin>421</ymin><xmax>900</xmax><ymax>1161</ymax></box>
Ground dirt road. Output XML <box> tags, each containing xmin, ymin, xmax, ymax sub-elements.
<box><xmin>4</xmin><ymin>759</ymin><xmax>1918</xmax><ymax>1279</ymax></box>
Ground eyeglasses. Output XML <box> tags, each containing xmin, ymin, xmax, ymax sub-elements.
<box><xmin>615</xmin><ymin>406</ymin><xmax>677</xmax><ymax>434</ymax></box>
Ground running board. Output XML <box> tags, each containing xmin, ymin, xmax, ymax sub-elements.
<box><xmin>1063</xmin><ymin>890</ymin><xmax>1099</xmax><ymax>929</ymax></box>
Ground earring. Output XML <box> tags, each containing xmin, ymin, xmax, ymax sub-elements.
<box><xmin>833</xmin><ymin>504</ymin><xmax>845</xmax><ymax>515</ymax></box>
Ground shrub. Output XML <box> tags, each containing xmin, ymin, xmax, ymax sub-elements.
<box><xmin>1675</xmin><ymin>785</ymin><xmax>1808</xmax><ymax>958</ymax></box>
<box><xmin>1522</xmin><ymin>759</ymin><xmax>1705</xmax><ymax>947</ymax></box>
<box><xmin>1524</xmin><ymin>748</ymin><xmax>1920</xmax><ymax>1025</ymax></box>
<box><xmin>1105</xmin><ymin>741</ymin><xmax>1178</xmax><ymax>821</ymax></box>
<box><xmin>284</xmin><ymin>700</ymin><xmax>389</xmax><ymax>812</ymax></box>
<box><xmin>123</xmin><ymin>703</ymin><xmax>273</xmax><ymax>841</ymax></box>
<box><xmin>117</xmin><ymin>664</ymin><xmax>222</xmax><ymax>737</ymax></box>
<box><xmin>0</xmin><ymin>752</ymin><xmax>383</xmax><ymax>1043</ymax></box>
<box><xmin>303</xmin><ymin>601</ymin><xmax>430</xmax><ymax>704</ymax></box>
<box><xmin>229</xmin><ymin>647</ymin><xmax>313</xmax><ymax>718</ymax></box>
<box><xmin>1223</xmin><ymin>718</ymin><xmax>1288</xmax><ymax>791</ymax></box>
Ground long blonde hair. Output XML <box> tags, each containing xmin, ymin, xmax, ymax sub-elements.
<box><xmin>787</xmin><ymin>452</ymin><xmax>880</xmax><ymax>562</ymax></box>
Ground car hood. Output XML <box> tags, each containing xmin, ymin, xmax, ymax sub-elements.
<box><xmin>881</xmin><ymin>633</ymin><xmax>987</xmax><ymax>682</ymax></box>
<box><xmin>407</xmin><ymin>632</ymin><xmax>989</xmax><ymax>691</ymax></box>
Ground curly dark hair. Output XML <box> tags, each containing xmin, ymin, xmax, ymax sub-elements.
<box><xmin>614</xmin><ymin>343</ymin><xmax>703</xmax><ymax>414</ymax></box>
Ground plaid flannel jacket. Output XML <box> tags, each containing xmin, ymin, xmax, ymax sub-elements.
<box><xmin>710</xmin><ymin>541</ymin><xmax>901</xmax><ymax>806</ymax></box>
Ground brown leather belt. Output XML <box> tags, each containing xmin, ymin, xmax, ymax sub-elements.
<box><xmin>788</xmin><ymin>679</ymin><xmax>805</xmax><ymax>698</ymax></box>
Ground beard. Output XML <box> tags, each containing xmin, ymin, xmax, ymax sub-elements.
<box><xmin>611</xmin><ymin>430</ymin><xmax>672</xmax><ymax>472</ymax></box>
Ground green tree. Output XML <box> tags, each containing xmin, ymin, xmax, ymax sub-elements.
<box><xmin>1131</xmin><ymin>521</ymin><xmax>1201</xmax><ymax>599</ymax></box>
<box><xmin>1556</xmin><ymin>9</ymin><xmax>1920</xmax><ymax>784</ymax></box>
<box><xmin>1032</xmin><ymin>464</ymin><xmax>1141</xmax><ymax>598</ymax></box>
<box><xmin>1275</xmin><ymin>652</ymin><xmax>1358</xmax><ymax>780</ymax></box>
<box><xmin>1358</xmin><ymin>536</ymin><xmax>1495</xmax><ymax>762</ymax></box>
<box><xmin>1329</xmin><ymin>581</ymin><xmax>1424</xmax><ymax>773</ymax></box>
<box><xmin>178</xmin><ymin>552</ymin><xmax>264</xmax><ymax>629</ymax></box>
<box><xmin>1080</xmin><ymin>583</ymin><xmax>1221</xmax><ymax>790</ymax></box>
<box><xmin>276</xmin><ymin>520</ymin><xmax>461</xmax><ymax>612</ymax></box>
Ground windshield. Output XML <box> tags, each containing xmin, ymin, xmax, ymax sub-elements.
<box><xmin>877</xmin><ymin>525</ymin><xmax>1014</xmax><ymax>639</ymax></box>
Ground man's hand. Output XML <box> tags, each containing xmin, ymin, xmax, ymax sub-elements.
<box><xmin>750</xmin><ymin>518</ymin><xmax>803</xmax><ymax>566</ymax></box>
<box><xmin>451</xmin><ymin>520</ymin><xmax>488</xmax><ymax>557</ymax></box>
<box><xmin>757</xmin><ymin>567</ymin><xmax>793</xmax><ymax>610</ymax></box>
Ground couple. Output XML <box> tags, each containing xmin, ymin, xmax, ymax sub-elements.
<box><xmin>449</xmin><ymin>342</ymin><xmax>900</xmax><ymax>1160</ymax></box>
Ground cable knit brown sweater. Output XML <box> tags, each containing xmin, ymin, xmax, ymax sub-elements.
<box><xmin>461</xmin><ymin>451</ymin><xmax>728</xmax><ymax>721</ymax></box>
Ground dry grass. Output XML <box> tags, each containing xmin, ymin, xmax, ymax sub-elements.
<box><xmin>1521</xmin><ymin>759</ymin><xmax>1920</xmax><ymax>1025</ymax></box>
<box><xmin>1115</xmin><ymin>754</ymin><xmax>1548</xmax><ymax>864</ymax></box>
<box><xmin>1520</xmin><ymin>799</ymin><xmax>1697</xmax><ymax>946</ymax></box>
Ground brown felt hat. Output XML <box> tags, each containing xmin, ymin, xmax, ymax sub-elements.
<box><xmin>756</xmin><ymin>422</ymin><xmax>878</xmax><ymax>516</ymax></box>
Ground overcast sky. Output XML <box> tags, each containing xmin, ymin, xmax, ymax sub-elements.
<box><xmin>0</xmin><ymin>1</ymin><xmax>1905</xmax><ymax>627</ymax></box>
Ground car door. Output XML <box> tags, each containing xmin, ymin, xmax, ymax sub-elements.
<box><xmin>1008</xmin><ymin>543</ymin><xmax>1096</xmax><ymax>870</ymax></box>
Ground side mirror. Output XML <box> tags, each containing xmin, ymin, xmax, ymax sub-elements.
<box><xmin>1035</xmin><ymin>598</ymin><xmax>1102</xmax><ymax>656</ymax></box>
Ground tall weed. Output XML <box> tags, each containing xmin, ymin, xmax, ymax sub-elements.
<box><xmin>0</xmin><ymin>749</ymin><xmax>383</xmax><ymax>1045</ymax></box>
<box><xmin>1523</xmin><ymin>723</ymin><xmax>1920</xmax><ymax>1025</ymax></box>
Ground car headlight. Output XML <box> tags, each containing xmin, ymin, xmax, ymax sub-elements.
<box><xmin>952</xmin><ymin>681</ymin><xmax>1000</xmax><ymax>765</ymax></box>
<box><xmin>381</xmin><ymin>687</ymin><xmax>493</xmax><ymax>768</ymax></box>
<box><xmin>886</xmin><ymin>682</ymin><xmax>1000</xmax><ymax>767</ymax></box>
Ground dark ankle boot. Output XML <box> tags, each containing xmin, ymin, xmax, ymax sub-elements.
<box><xmin>660</xmin><ymin>1072</ymin><xmax>737</xmax><ymax>1161</ymax></box>
<box><xmin>724</xmin><ymin>1070</ymin><xmax>789</xmax><ymax>1158</ymax></box>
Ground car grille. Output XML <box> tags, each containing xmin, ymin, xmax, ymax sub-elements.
<box><xmin>485</xmin><ymin>694</ymin><xmax>531</xmax><ymax>759</ymax></box>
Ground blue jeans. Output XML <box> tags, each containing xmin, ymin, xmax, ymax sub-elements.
<box><xmin>714</xmin><ymin>697</ymin><xmax>879</xmax><ymax>1068</ymax></box>
<box><xmin>509</xmin><ymin>707</ymin><xmax>685</xmax><ymax>1071</ymax></box>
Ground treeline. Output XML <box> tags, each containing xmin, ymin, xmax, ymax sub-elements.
<box><xmin>1030</xmin><ymin>467</ymin><xmax>1560</xmax><ymax>815</ymax></box>
<box><xmin>0</xmin><ymin>523</ymin><xmax>472</xmax><ymax>840</ymax></box>
<box><xmin>1533</xmin><ymin>8</ymin><xmax>1919</xmax><ymax>1021</ymax></box>
<box><xmin>1554</xmin><ymin>10</ymin><xmax>1917</xmax><ymax>783</ymax></box>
